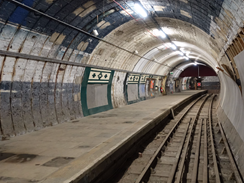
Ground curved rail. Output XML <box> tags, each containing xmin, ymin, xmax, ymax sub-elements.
<box><xmin>191</xmin><ymin>118</ymin><xmax>204</xmax><ymax>183</ymax></box>
<box><xmin>134</xmin><ymin>94</ymin><xmax>208</xmax><ymax>183</ymax></box>
<box><xmin>214</xmin><ymin>95</ymin><xmax>243</xmax><ymax>183</ymax></box>
<box><xmin>174</xmin><ymin>95</ymin><xmax>210</xmax><ymax>183</ymax></box>
<box><xmin>114</xmin><ymin>94</ymin><xmax>244</xmax><ymax>183</ymax></box>
<box><xmin>209</xmin><ymin>95</ymin><xmax>221</xmax><ymax>183</ymax></box>
<box><xmin>218</xmin><ymin>123</ymin><xmax>243</xmax><ymax>182</ymax></box>
<box><xmin>203</xmin><ymin>118</ymin><xmax>208</xmax><ymax>183</ymax></box>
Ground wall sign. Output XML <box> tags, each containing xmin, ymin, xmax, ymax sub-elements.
<box><xmin>88</xmin><ymin>68</ymin><xmax>111</xmax><ymax>84</ymax></box>
<box><xmin>128</xmin><ymin>74</ymin><xmax>140</xmax><ymax>84</ymax></box>
<box><xmin>81</xmin><ymin>67</ymin><xmax>114</xmax><ymax>116</ymax></box>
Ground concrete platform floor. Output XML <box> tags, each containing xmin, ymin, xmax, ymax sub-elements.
<box><xmin>0</xmin><ymin>90</ymin><xmax>205</xmax><ymax>183</ymax></box>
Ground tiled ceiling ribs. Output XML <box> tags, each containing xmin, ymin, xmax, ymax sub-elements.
<box><xmin>140</xmin><ymin>0</ymin><xmax>224</xmax><ymax>34</ymax></box>
<box><xmin>0</xmin><ymin>0</ymin><xmax>243</xmax><ymax>76</ymax></box>
<box><xmin>0</xmin><ymin>0</ymin><xmax>244</xmax><ymax>144</ymax></box>
<box><xmin>0</xmin><ymin>0</ymin><xmax>229</xmax><ymax>53</ymax></box>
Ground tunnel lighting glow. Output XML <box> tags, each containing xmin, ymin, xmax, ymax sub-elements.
<box><xmin>179</xmin><ymin>52</ymin><xmax>184</xmax><ymax>56</ymax></box>
<box><xmin>194</xmin><ymin>61</ymin><xmax>198</xmax><ymax>66</ymax></box>
<box><xmin>177</xmin><ymin>51</ymin><xmax>184</xmax><ymax>56</ymax></box>
<box><xmin>93</xmin><ymin>30</ymin><xmax>99</xmax><ymax>36</ymax></box>
<box><xmin>152</xmin><ymin>29</ymin><xmax>159</xmax><ymax>36</ymax></box>
<box><xmin>180</xmin><ymin>48</ymin><xmax>186</xmax><ymax>53</ymax></box>
<box><xmin>134</xmin><ymin>4</ymin><xmax>148</xmax><ymax>18</ymax></box>
<box><xmin>120</xmin><ymin>9</ymin><xmax>134</xmax><ymax>16</ymax></box>
<box><xmin>170</xmin><ymin>44</ymin><xmax>177</xmax><ymax>50</ymax></box>
<box><xmin>161</xmin><ymin>27</ymin><xmax>174</xmax><ymax>35</ymax></box>
<box><xmin>159</xmin><ymin>31</ymin><xmax>166</xmax><ymax>38</ymax></box>
<box><xmin>184</xmin><ymin>56</ymin><xmax>189</xmax><ymax>60</ymax></box>
<box><xmin>185</xmin><ymin>51</ymin><xmax>190</xmax><ymax>57</ymax></box>
<box><xmin>153</xmin><ymin>29</ymin><xmax>166</xmax><ymax>38</ymax></box>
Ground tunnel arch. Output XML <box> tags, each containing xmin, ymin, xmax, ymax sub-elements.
<box><xmin>88</xmin><ymin>17</ymin><xmax>220</xmax><ymax>74</ymax></box>
<box><xmin>0</xmin><ymin>0</ymin><xmax>244</xmax><ymax>178</ymax></box>
<box><xmin>0</xmin><ymin>0</ymin><xmax>243</xmax><ymax>165</ymax></box>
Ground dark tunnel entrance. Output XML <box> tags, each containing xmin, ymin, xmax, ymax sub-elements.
<box><xmin>179</xmin><ymin>65</ymin><xmax>220</xmax><ymax>93</ymax></box>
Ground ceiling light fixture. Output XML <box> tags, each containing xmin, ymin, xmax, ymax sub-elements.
<box><xmin>159</xmin><ymin>31</ymin><xmax>166</xmax><ymax>38</ymax></box>
<box><xmin>170</xmin><ymin>44</ymin><xmax>177</xmax><ymax>50</ymax></box>
<box><xmin>93</xmin><ymin>30</ymin><xmax>99</xmax><ymax>36</ymax></box>
<box><xmin>134</xmin><ymin>4</ymin><xmax>148</xmax><ymax>18</ymax></box>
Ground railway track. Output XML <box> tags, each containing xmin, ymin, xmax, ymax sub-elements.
<box><xmin>114</xmin><ymin>94</ymin><xmax>243</xmax><ymax>183</ymax></box>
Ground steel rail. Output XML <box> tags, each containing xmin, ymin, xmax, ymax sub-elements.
<box><xmin>134</xmin><ymin>94</ymin><xmax>206</xmax><ymax>183</ymax></box>
<box><xmin>218</xmin><ymin>116</ymin><xmax>243</xmax><ymax>182</ymax></box>
<box><xmin>191</xmin><ymin>118</ymin><xmax>204</xmax><ymax>183</ymax></box>
<box><xmin>208</xmin><ymin>95</ymin><xmax>221</xmax><ymax>183</ymax></box>
<box><xmin>203</xmin><ymin>119</ymin><xmax>208</xmax><ymax>183</ymax></box>
<box><xmin>167</xmin><ymin>118</ymin><xmax>192</xmax><ymax>183</ymax></box>
<box><xmin>174</xmin><ymin>95</ymin><xmax>210</xmax><ymax>183</ymax></box>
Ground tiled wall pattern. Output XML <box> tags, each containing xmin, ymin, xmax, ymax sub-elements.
<box><xmin>0</xmin><ymin>62</ymin><xmax>165</xmax><ymax>136</ymax></box>
<box><xmin>0</xmin><ymin>0</ymin><xmax>244</xmax><ymax>141</ymax></box>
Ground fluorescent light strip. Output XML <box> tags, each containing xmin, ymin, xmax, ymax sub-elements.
<box><xmin>159</xmin><ymin>31</ymin><xmax>166</xmax><ymax>38</ymax></box>
<box><xmin>170</xmin><ymin>44</ymin><xmax>177</xmax><ymax>50</ymax></box>
<box><xmin>125</xmin><ymin>2</ymin><xmax>200</xmax><ymax>62</ymax></box>
<box><xmin>134</xmin><ymin>4</ymin><xmax>147</xmax><ymax>18</ymax></box>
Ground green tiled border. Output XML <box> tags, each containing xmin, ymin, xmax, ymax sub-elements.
<box><xmin>81</xmin><ymin>67</ymin><xmax>114</xmax><ymax>116</ymax></box>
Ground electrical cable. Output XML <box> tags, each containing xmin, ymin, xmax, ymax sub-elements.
<box><xmin>8</xmin><ymin>0</ymin><xmax>183</xmax><ymax>71</ymax></box>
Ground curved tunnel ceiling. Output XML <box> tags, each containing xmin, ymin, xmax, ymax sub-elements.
<box><xmin>1</xmin><ymin>2</ymin><xmax>244</xmax><ymax>175</ymax></box>
<box><xmin>0</xmin><ymin>0</ymin><xmax>242</xmax><ymax>76</ymax></box>
<box><xmin>90</xmin><ymin>17</ymin><xmax>218</xmax><ymax>73</ymax></box>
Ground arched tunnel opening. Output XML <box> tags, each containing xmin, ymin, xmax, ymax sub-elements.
<box><xmin>176</xmin><ymin>64</ymin><xmax>220</xmax><ymax>93</ymax></box>
<box><xmin>0</xmin><ymin>0</ymin><xmax>244</xmax><ymax>182</ymax></box>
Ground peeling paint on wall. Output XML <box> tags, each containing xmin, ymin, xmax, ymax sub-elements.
<box><xmin>111</xmin><ymin>71</ymin><xmax>127</xmax><ymax>108</ymax></box>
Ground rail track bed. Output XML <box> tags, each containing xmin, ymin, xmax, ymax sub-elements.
<box><xmin>109</xmin><ymin>94</ymin><xmax>243</xmax><ymax>183</ymax></box>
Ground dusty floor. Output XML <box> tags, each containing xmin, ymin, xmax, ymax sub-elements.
<box><xmin>0</xmin><ymin>90</ymin><xmax>204</xmax><ymax>183</ymax></box>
